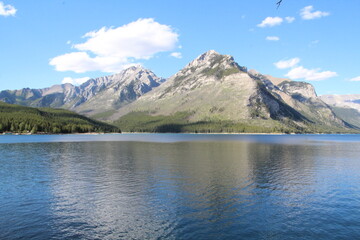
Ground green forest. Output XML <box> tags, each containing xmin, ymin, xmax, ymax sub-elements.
<box><xmin>0</xmin><ymin>102</ymin><xmax>120</xmax><ymax>134</ymax></box>
<box><xmin>114</xmin><ymin>111</ymin><xmax>301</xmax><ymax>133</ymax></box>
<box><xmin>114</xmin><ymin>111</ymin><xmax>360</xmax><ymax>134</ymax></box>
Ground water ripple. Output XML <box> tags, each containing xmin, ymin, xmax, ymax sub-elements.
<box><xmin>1</xmin><ymin>137</ymin><xmax>360</xmax><ymax>239</ymax></box>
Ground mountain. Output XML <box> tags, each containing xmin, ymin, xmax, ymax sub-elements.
<box><xmin>319</xmin><ymin>94</ymin><xmax>360</xmax><ymax>128</ymax></box>
<box><xmin>1</xmin><ymin>50</ymin><xmax>358</xmax><ymax>133</ymax></box>
<box><xmin>0</xmin><ymin>66</ymin><xmax>164</xmax><ymax>117</ymax></box>
<box><xmin>248</xmin><ymin>71</ymin><xmax>347</xmax><ymax>128</ymax></box>
<box><xmin>320</xmin><ymin>94</ymin><xmax>360</xmax><ymax>112</ymax></box>
<box><xmin>0</xmin><ymin>101</ymin><xmax>119</xmax><ymax>134</ymax></box>
<box><xmin>113</xmin><ymin>50</ymin><xmax>354</xmax><ymax>133</ymax></box>
<box><xmin>113</xmin><ymin>50</ymin><xmax>293</xmax><ymax>121</ymax></box>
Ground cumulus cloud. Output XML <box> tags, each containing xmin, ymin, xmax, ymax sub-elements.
<box><xmin>0</xmin><ymin>1</ymin><xmax>16</xmax><ymax>16</ymax></box>
<box><xmin>50</xmin><ymin>18</ymin><xmax>179</xmax><ymax>73</ymax></box>
<box><xmin>275</xmin><ymin>57</ymin><xmax>337</xmax><ymax>81</ymax></box>
<box><xmin>285</xmin><ymin>66</ymin><xmax>337</xmax><ymax>81</ymax></box>
<box><xmin>257</xmin><ymin>17</ymin><xmax>283</xmax><ymax>27</ymax></box>
<box><xmin>285</xmin><ymin>16</ymin><xmax>295</xmax><ymax>23</ymax></box>
<box><xmin>350</xmin><ymin>76</ymin><xmax>360</xmax><ymax>82</ymax></box>
<box><xmin>274</xmin><ymin>58</ymin><xmax>300</xmax><ymax>69</ymax></box>
<box><xmin>300</xmin><ymin>6</ymin><xmax>330</xmax><ymax>20</ymax></box>
<box><xmin>266</xmin><ymin>36</ymin><xmax>280</xmax><ymax>41</ymax></box>
<box><xmin>170</xmin><ymin>52</ymin><xmax>182</xmax><ymax>59</ymax></box>
<box><xmin>62</xmin><ymin>76</ymin><xmax>91</xmax><ymax>85</ymax></box>
<box><xmin>51</xmin><ymin>52</ymin><xmax>100</xmax><ymax>73</ymax></box>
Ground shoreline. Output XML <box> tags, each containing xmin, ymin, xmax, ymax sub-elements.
<box><xmin>2</xmin><ymin>131</ymin><xmax>358</xmax><ymax>136</ymax></box>
<box><xmin>1</xmin><ymin>132</ymin><xmax>111</xmax><ymax>136</ymax></box>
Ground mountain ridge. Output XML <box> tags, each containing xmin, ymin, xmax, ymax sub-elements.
<box><xmin>0</xmin><ymin>65</ymin><xmax>164</xmax><ymax>115</ymax></box>
<box><xmin>1</xmin><ymin>50</ymin><xmax>358</xmax><ymax>133</ymax></box>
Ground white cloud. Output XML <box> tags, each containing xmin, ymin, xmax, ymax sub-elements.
<box><xmin>51</xmin><ymin>52</ymin><xmax>101</xmax><ymax>73</ymax></box>
<box><xmin>170</xmin><ymin>52</ymin><xmax>182</xmax><ymax>59</ymax></box>
<box><xmin>274</xmin><ymin>58</ymin><xmax>300</xmax><ymax>69</ymax></box>
<box><xmin>285</xmin><ymin>66</ymin><xmax>337</xmax><ymax>81</ymax></box>
<box><xmin>50</xmin><ymin>18</ymin><xmax>179</xmax><ymax>73</ymax></box>
<box><xmin>62</xmin><ymin>77</ymin><xmax>91</xmax><ymax>85</ymax></box>
<box><xmin>275</xmin><ymin>57</ymin><xmax>337</xmax><ymax>81</ymax></box>
<box><xmin>51</xmin><ymin>52</ymin><xmax>140</xmax><ymax>73</ymax></box>
<box><xmin>300</xmin><ymin>6</ymin><xmax>330</xmax><ymax>20</ymax></box>
<box><xmin>257</xmin><ymin>17</ymin><xmax>283</xmax><ymax>27</ymax></box>
<box><xmin>350</xmin><ymin>76</ymin><xmax>360</xmax><ymax>82</ymax></box>
<box><xmin>285</xmin><ymin>16</ymin><xmax>295</xmax><ymax>23</ymax></box>
<box><xmin>0</xmin><ymin>1</ymin><xmax>16</xmax><ymax>16</ymax></box>
<box><xmin>75</xmin><ymin>18</ymin><xmax>178</xmax><ymax>60</ymax></box>
<box><xmin>266</xmin><ymin>36</ymin><xmax>280</xmax><ymax>41</ymax></box>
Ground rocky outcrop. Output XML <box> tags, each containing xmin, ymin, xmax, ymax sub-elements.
<box><xmin>278</xmin><ymin>81</ymin><xmax>317</xmax><ymax>101</ymax></box>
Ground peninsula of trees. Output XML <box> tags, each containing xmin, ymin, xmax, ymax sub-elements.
<box><xmin>0</xmin><ymin>102</ymin><xmax>120</xmax><ymax>134</ymax></box>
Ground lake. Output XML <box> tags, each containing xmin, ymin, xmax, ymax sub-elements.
<box><xmin>1</xmin><ymin>134</ymin><xmax>360</xmax><ymax>239</ymax></box>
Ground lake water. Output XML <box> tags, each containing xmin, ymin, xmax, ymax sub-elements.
<box><xmin>1</xmin><ymin>134</ymin><xmax>360</xmax><ymax>239</ymax></box>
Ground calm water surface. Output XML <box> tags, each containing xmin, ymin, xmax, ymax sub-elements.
<box><xmin>1</xmin><ymin>134</ymin><xmax>360</xmax><ymax>239</ymax></box>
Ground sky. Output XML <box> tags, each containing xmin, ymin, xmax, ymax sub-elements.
<box><xmin>0</xmin><ymin>0</ymin><xmax>359</xmax><ymax>95</ymax></box>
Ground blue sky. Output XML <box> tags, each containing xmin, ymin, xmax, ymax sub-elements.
<box><xmin>0</xmin><ymin>0</ymin><xmax>359</xmax><ymax>95</ymax></box>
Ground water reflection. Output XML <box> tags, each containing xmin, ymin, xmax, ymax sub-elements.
<box><xmin>1</xmin><ymin>138</ymin><xmax>360</xmax><ymax>239</ymax></box>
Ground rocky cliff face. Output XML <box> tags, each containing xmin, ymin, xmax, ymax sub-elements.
<box><xmin>248</xmin><ymin>70</ymin><xmax>345</xmax><ymax>127</ymax></box>
<box><xmin>278</xmin><ymin>81</ymin><xmax>317</xmax><ymax>100</ymax></box>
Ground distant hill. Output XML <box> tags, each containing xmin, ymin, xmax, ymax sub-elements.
<box><xmin>319</xmin><ymin>95</ymin><xmax>360</xmax><ymax>129</ymax></box>
<box><xmin>329</xmin><ymin>106</ymin><xmax>360</xmax><ymax>129</ymax></box>
<box><xmin>320</xmin><ymin>94</ymin><xmax>360</xmax><ymax>113</ymax></box>
<box><xmin>0</xmin><ymin>102</ymin><xmax>120</xmax><ymax>134</ymax></box>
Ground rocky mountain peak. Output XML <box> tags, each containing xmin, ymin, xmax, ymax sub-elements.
<box><xmin>121</xmin><ymin>65</ymin><xmax>145</xmax><ymax>75</ymax></box>
<box><xmin>113</xmin><ymin>65</ymin><xmax>145</xmax><ymax>80</ymax></box>
<box><xmin>177</xmin><ymin>50</ymin><xmax>247</xmax><ymax>79</ymax></box>
<box><xmin>196</xmin><ymin>50</ymin><xmax>221</xmax><ymax>61</ymax></box>
<box><xmin>187</xmin><ymin>50</ymin><xmax>231</xmax><ymax>68</ymax></box>
<box><xmin>86</xmin><ymin>65</ymin><xmax>161</xmax><ymax>88</ymax></box>
<box><xmin>119</xmin><ymin>65</ymin><xmax>163</xmax><ymax>86</ymax></box>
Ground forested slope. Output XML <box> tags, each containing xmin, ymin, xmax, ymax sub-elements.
<box><xmin>0</xmin><ymin>102</ymin><xmax>120</xmax><ymax>134</ymax></box>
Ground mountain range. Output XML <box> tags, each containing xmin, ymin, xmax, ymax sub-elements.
<box><xmin>1</xmin><ymin>50</ymin><xmax>359</xmax><ymax>133</ymax></box>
